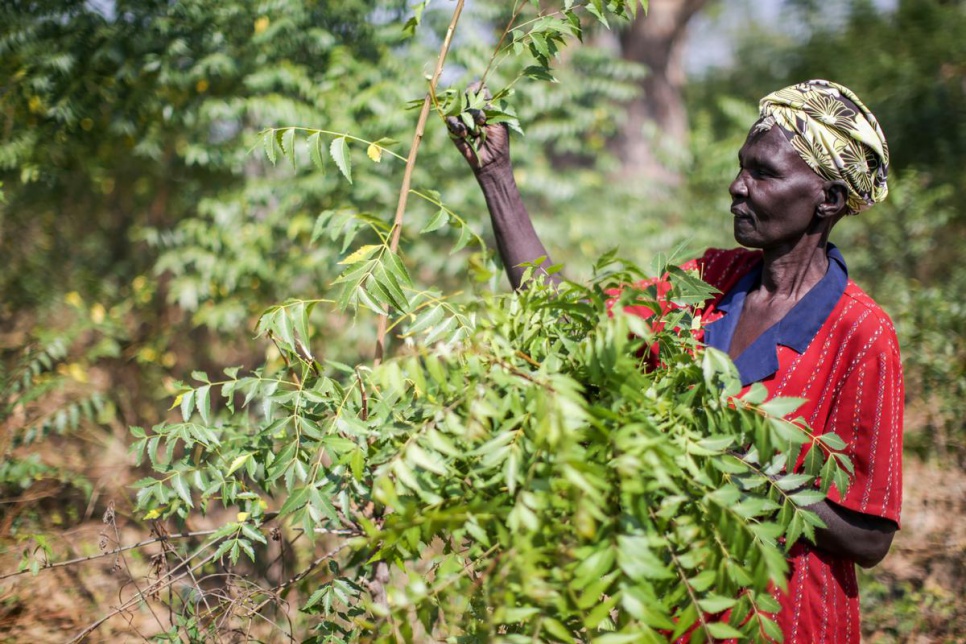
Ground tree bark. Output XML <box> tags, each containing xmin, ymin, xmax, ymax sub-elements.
<box><xmin>617</xmin><ymin>0</ymin><xmax>711</xmax><ymax>186</ymax></box>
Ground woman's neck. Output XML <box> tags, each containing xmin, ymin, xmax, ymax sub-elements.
<box><xmin>757</xmin><ymin>235</ymin><xmax>830</xmax><ymax>301</ymax></box>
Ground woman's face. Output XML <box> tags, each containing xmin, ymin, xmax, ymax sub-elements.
<box><xmin>728</xmin><ymin>125</ymin><xmax>827</xmax><ymax>251</ymax></box>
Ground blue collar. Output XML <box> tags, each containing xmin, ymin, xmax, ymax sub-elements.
<box><xmin>704</xmin><ymin>245</ymin><xmax>848</xmax><ymax>386</ymax></box>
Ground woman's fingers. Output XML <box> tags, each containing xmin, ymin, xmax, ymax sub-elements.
<box><xmin>445</xmin><ymin>115</ymin><xmax>468</xmax><ymax>139</ymax></box>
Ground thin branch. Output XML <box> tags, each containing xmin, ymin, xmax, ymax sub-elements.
<box><xmin>0</xmin><ymin>528</ymin><xmax>221</xmax><ymax>581</ymax></box>
<box><xmin>651</xmin><ymin>508</ymin><xmax>712</xmax><ymax>640</ymax></box>
<box><xmin>479</xmin><ymin>0</ymin><xmax>527</xmax><ymax>87</ymax></box>
<box><xmin>67</xmin><ymin>541</ymin><xmax>223</xmax><ymax>643</ymax></box>
<box><xmin>244</xmin><ymin>540</ymin><xmax>353</xmax><ymax>616</ymax></box>
<box><xmin>374</xmin><ymin>0</ymin><xmax>466</xmax><ymax>365</ymax></box>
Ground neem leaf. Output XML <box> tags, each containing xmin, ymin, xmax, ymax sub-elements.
<box><xmin>339</xmin><ymin>244</ymin><xmax>381</xmax><ymax>266</ymax></box>
<box><xmin>759</xmin><ymin>396</ymin><xmax>806</xmax><ymax>418</ymax></box>
<box><xmin>307</xmin><ymin>131</ymin><xmax>325</xmax><ymax>173</ymax></box>
<box><xmin>330</xmin><ymin>136</ymin><xmax>352</xmax><ymax>183</ymax></box>
<box><xmin>366</xmin><ymin>142</ymin><xmax>382</xmax><ymax>163</ymax></box>
<box><xmin>818</xmin><ymin>432</ymin><xmax>847</xmax><ymax>451</ymax></box>
<box><xmin>262</xmin><ymin>128</ymin><xmax>277</xmax><ymax>165</ymax></box>
<box><xmin>706</xmin><ymin>623</ymin><xmax>744</xmax><ymax>639</ymax></box>
<box><xmin>697</xmin><ymin>594</ymin><xmax>737</xmax><ymax>614</ymax></box>
<box><xmin>282</xmin><ymin>127</ymin><xmax>296</xmax><ymax>168</ymax></box>
<box><xmin>421</xmin><ymin>209</ymin><xmax>449</xmax><ymax>233</ymax></box>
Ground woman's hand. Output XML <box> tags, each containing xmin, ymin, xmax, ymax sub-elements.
<box><xmin>445</xmin><ymin>84</ymin><xmax>557</xmax><ymax>289</ymax></box>
<box><xmin>445</xmin><ymin>86</ymin><xmax>512</xmax><ymax>176</ymax></box>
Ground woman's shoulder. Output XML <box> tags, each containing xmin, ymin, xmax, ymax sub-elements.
<box><xmin>830</xmin><ymin>280</ymin><xmax>902</xmax><ymax>357</ymax></box>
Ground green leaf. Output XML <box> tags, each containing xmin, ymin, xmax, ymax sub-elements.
<box><xmin>705</xmin><ymin>622</ymin><xmax>744</xmax><ymax>639</ymax></box>
<box><xmin>339</xmin><ymin>244</ymin><xmax>381</xmax><ymax>266</ymax></box>
<box><xmin>421</xmin><ymin>209</ymin><xmax>448</xmax><ymax>233</ymax></box>
<box><xmin>688</xmin><ymin>569</ymin><xmax>717</xmax><ymax>593</ymax></box>
<box><xmin>172</xmin><ymin>473</ymin><xmax>193</xmax><ymax>507</ymax></box>
<box><xmin>227</xmin><ymin>452</ymin><xmax>252</xmax><ymax>476</ymax></box>
<box><xmin>521</xmin><ymin>65</ymin><xmax>556</xmax><ymax>82</ymax></box>
<box><xmin>586</xmin><ymin>0</ymin><xmax>609</xmax><ymax>28</ymax></box>
<box><xmin>405</xmin><ymin>305</ymin><xmax>445</xmax><ymax>337</ymax></box>
<box><xmin>818</xmin><ymin>432</ymin><xmax>847</xmax><ymax>451</ymax></box>
<box><xmin>278</xmin><ymin>486</ymin><xmax>309</xmax><ymax>516</ymax></box>
<box><xmin>742</xmin><ymin>382</ymin><xmax>769</xmax><ymax>405</ymax></box>
<box><xmin>383</xmin><ymin>250</ymin><xmax>414</xmax><ymax>288</ymax></box>
<box><xmin>451</xmin><ymin>222</ymin><xmax>473</xmax><ymax>254</ymax></box>
<box><xmin>759</xmin><ymin>396</ymin><xmax>806</xmax><ymax>418</ymax></box>
<box><xmin>761</xmin><ymin>615</ymin><xmax>784</xmax><ymax>641</ymax></box>
<box><xmin>276</xmin><ymin>307</ymin><xmax>296</xmax><ymax>349</ymax></box>
<box><xmin>330</xmin><ymin>136</ymin><xmax>352</xmax><ymax>183</ymax></box>
<box><xmin>372</xmin><ymin>262</ymin><xmax>409</xmax><ymax>310</ymax></box>
<box><xmin>307</xmin><ymin>131</ymin><xmax>325</xmax><ymax>173</ymax></box>
<box><xmin>282</xmin><ymin>127</ymin><xmax>296</xmax><ymax>168</ymax></box>
<box><xmin>769</xmin><ymin>417</ymin><xmax>809</xmax><ymax>445</ymax></box>
<box><xmin>697</xmin><ymin>594</ymin><xmax>736</xmax><ymax>614</ymax></box>
<box><xmin>572</xmin><ymin>547</ymin><xmax>615</xmax><ymax>590</ymax></box>
<box><xmin>541</xmin><ymin>617</ymin><xmax>572</xmax><ymax>641</ymax></box>
<box><xmin>262</xmin><ymin>129</ymin><xmax>277</xmax><ymax>165</ymax></box>
<box><xmin>785</xmin><ymin>511</ymin><xmax>805</xmax><ymax>546</ymax></box>
<box><xmin>789</xmin><ymin>489</ymin><xmax>826</xmax><ymax>507</ymax></box>
<box><xmin>504</xmin><ymin>444</ymin><xmax>519</xmax><ymax>496</ymax></box>
<box><xmin>770</xmin><ymin>472</ymin><xmax>808</xmax><ymax>490</ymax></box>
<box><xmin>180</xmin><ymin>390</ymin><xmax>195</xmax><ymax>422</ymax></box>
<box><xmin>196</xmin><ymin>385</ymin><xmax>211</xmax><ymax>425</ymax></box>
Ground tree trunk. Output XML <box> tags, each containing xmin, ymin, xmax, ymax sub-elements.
<box><xmin>617</xmin><ymin>0</ymin><xmax>711</xmax><ymax>186</ymax></box>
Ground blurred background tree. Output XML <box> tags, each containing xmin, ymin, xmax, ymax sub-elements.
<box><xmin>1</xmin><ymin>0</ymin><xmax>963</xmax><ymax>640</ymax></box>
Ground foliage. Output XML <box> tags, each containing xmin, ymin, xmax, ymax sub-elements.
<box><xmin>2</xmin><ymin>0</ymin><xmax>963</xmax><ymax>641</ymax></box>
<box><xmin>134</xmin><ymin>252</ymin><xmax>850</xmax><ymax>641</ymax></box>
<box><xmin>0</xmin><ymin>293</ymin><xmax>125</xmax><ymax>505</ymax></box>
<box><xmin>115</xmin><ymin>4</ymin><xmax>856</xmax><ymax>638</ymax></box>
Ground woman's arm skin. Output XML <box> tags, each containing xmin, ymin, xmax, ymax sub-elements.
<box><xmin>809</xmin><ymin>499</ymin><xmax>897</xmax><ymax>568</ymax></box>
<box><xmin>447</xmin><ymin>112</ymin><xmax>560</xmax><ymax>290</ymax></box>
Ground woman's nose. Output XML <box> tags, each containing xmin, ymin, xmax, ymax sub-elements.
<box><xmin>729</xmin><ymin>171</ymin><xmax>748</xmax><ymax>198</ymax></box>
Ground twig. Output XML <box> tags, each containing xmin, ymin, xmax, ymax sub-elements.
<box><xmin>479</xmin><ymin>0</ymin><xmax>527</xmax><ymax>87</ymax></box>
<box><xmin>269</xmin><ymin>331</ymin><xmax>301</xmax><ymax>386</ymax></box>
<box><xmin>67</xmin><ymin>541</ymin><xmax>223</xmax><ymax>643</ymax></box>
<box><xmin>0</xmin><ymin>528</ymin><xmax>221</xmax><ymax>581</ymax></box>
<box><xmin>650</xmin><ymin>507</ymin><xmax>712</xmax><ymax>640</ymax></box>
<box><xmin>110</xmin><ymin>508</ymin><xmax>168</xmax><ymax>635</ymax></box>
<box><xmin>245</xmin><ymin>540</ymin><xmax>353</xmax><ymax>616</ymax></box>
<box><xmin>374</xmin><ymin>0</ymin><xmax>466</xmax><ymax>365</ymax></box>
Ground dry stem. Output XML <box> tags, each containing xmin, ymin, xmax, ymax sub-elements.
<box><xmin>373</xmin><ymin>0</ymin><xmax>465</xmax><ymax>365</ymax></box>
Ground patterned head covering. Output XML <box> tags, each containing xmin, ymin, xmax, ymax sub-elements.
<box><xmin>758</xmin><ymin>80</ymin><xmax>889</xmax><ymax>214</ymax></box>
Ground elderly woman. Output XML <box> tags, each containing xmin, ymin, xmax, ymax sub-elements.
<box><xmin>449</xmin><ymin>80</ymin><xmax>903</xmax><ymax>643</ymax></box>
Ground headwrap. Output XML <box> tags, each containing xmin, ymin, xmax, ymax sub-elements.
<box><xmin>758</xmin><ymin>80</ymin><xmax>889</xmax><ymax>214</ymax></box>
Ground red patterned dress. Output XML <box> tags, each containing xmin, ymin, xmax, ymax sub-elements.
<box><xmin>638</xmin><ymin>245</ymin><xmax>903</xmax><ymax>643</ymax></box>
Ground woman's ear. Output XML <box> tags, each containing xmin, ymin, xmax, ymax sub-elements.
<box><xmin>818</xmin><ymin>181</ymin><xmax>849</xmax><ymax>219</ymax></box>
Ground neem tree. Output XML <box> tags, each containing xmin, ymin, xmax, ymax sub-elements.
<box><xmin>114</xmin><ymin>2</ymin><xmax>850</xmax><ymax>641</ymax></box>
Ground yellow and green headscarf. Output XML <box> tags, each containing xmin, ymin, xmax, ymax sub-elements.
<box><xmin>758</xmin><ymin>80</ymin><xmax>889</xmax><ymax>214</ymax></box>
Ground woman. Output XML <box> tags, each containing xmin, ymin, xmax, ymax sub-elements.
<box><xmin>449</xmin><ymin>80</ymin><xmax>903</xmax><ymax>642</ymax></box>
